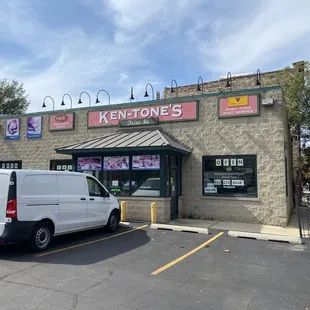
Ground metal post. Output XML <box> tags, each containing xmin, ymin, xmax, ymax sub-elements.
<box><xmin>121</xmin><ymin>201</ymin><xmax>126</xmax><ymax>222</ymax></box>
<box><xmin>151</xmin><ymin>202</ymin><xmax>157</xmax><ymax>224</ymax></box>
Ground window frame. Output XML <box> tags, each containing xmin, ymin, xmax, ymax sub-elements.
<box><xmin>202</xmin><ymin>154</ymin><xmax>258</xmax><ymax>198</ymax></box>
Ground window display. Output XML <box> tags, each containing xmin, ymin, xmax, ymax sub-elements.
<box><xmin>203</xmin><ymin>155</ymin><xmax>257</xmax><ymax>198</ymax></box>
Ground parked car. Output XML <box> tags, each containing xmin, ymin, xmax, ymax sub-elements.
<box><xmin>131</xmin><ymin>178</ymin><xmax>160</xmax><ymax>196</ymax></box>
<box><xmin>0</xmin><ymin>169</ymin><xmax>120</xmax><ymax>251</ymax></box>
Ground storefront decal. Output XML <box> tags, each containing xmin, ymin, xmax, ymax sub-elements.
<box><xmin>5</xmin><ymin>118</ymin><xmax>20</xmax><ymax>140</ymax></box>
<box><xmin>27</xmin><ymin>116</ymin><xmax>42</xmax><ymax>139</ymax></box>
<box><xmin>218</xmin><ymin>95</ymin><xmax>259</xmax><ymax>118</ymax></box>
<box><xmin>132</xmin><ymin>155</ymin><xmax>160</xmax><ymax>170</ymax></box>
<box><xmin>119</xmin><ymin>117</ymin><xmax>159</xmax><ymax>127</ymax></box>
<box><xmin>88</xmin><ymin>101</ymin><xmax>198</xmax><ymax>128</ymax></box>
<box><xmin>77</xmin><ymin>157</ymin><xmax>102</xmax><ymax>171</ymax></box>
<box><xmin>49</xmin><ymin>113</ymin><xmax>75</xmax><ymax>131</ymax></box>
<box><xmin>103</xmin><ymin>156</ymin><xmax>129</xmax><ymax>170</ymax></box>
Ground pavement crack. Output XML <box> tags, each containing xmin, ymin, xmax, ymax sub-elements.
<box><xmin>0</xmin><ymin>263</ymin><xmax>42</xmax><ymax>282</ymax></box>
<box><xmin>71</xmin><ymin>295</ymin><xmax>78</xmax><ymax>310</ymax></box>
<box><xmin>78</xmin><ymin>269</ymin><xmax>115</xmax><ymax>296</ymax></box>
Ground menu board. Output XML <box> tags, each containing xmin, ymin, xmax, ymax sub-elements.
<box><xmin>132</xmin><ymin>155</ymin><xmax>160</xmax><ymax>170</ymax></box>
<box><xmin>103</xmin><ymin>156</ymin><xmax>129</xmax><ymax>170</ymax></box>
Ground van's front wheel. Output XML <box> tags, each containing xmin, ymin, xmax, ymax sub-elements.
<box><xmin>31</xmin><ymin>222</ymin><xmax>53</xmax><ymax>252</ymax></box>
<box><xmin>106</xmin><ymin>210</ymin><xmax>120</xmax><ymax>232</ymax></box>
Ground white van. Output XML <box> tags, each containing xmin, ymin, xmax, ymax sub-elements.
<box><xmin>0</xmin><ymin>169</ymin><xmax>120</xmax><ymax>251</ymax></box>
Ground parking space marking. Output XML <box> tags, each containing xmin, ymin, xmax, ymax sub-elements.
<box><xmin>151</xmin><ymin>231</ymin><xmax>224</xmax><ymax>276</ymax></box>
<box><xmin>36</xmin><ymin>224</ymin><xmax>148</xmax><ymax>257</ymax></box>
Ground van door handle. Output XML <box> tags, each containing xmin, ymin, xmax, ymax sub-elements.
<box><xmin>89</xmin><ymin>198</ymin><xmax>95</xmax><ymax>201</ymax></box>
<box><xmin>80</xmin><ymin>197</ymin><xmax>86</xmax><ymax>201</ymax></box>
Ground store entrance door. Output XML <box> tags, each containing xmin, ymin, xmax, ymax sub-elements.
<box><xmin>170</xmin><ymin>167</ymin><xmax>178</xmax><ymax>219</ymax></box>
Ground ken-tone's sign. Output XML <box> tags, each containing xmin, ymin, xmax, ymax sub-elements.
<box><xmin>49</xmin><ymin>113</ymin><xmax>75</xmax><ymax>131</ymax></box>
<box><xmin>218</xmin><ymin>95</ymin><xmax>259</xmax><ymax>118</ymax></box>
<box><xmin>88</xmin><ymin>101</ymin><xmax>198</xmax><ymax>128</ymax></box>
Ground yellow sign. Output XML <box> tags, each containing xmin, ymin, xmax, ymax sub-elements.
<box><xmin>228</xmin><ymin>96</ymin><xmax>249</xmax><ymax>107</ymax></box>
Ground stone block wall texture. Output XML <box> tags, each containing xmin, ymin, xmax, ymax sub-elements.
<box><xmin>0</xmin><ymin>67</ymin><xmax>294</xmax><ymax>225</ymax></box>
<box><xmin>124</xmin><ymin>198</ymin><xmax>171</xmax><ymax>223</ymax></box>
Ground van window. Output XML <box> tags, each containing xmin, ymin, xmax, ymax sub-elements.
<box><xmin>21</xmin><ymin>175</ymin><xmax>58</xmax><ymax>196</ymax></box>
<box><xmin>58</xmin><ymin>175</ymin><xmax>87</xmax><ymax>196</ymax></box>
<box><xmin>86</xmin><ymin>177</ymin><xmax>104</xmax><ymax>196</ymax></box>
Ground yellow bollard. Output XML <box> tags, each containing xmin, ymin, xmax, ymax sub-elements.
<box><xmin>151</xmin><ymin>202</ymin><xmax>157</xmax><ymax>224</ymax></box>
<box><xmin>121</xmin><ymin>201</ymin><xmax>126</xmax><ymax>222</ymax></box>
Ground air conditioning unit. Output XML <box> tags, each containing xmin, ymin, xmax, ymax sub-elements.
<box><xmin>262</xmin><ymin>99</ymin><xmax>274</xmax><ymax>106</ymax></box>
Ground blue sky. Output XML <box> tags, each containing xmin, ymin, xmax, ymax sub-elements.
<box><xmin>1</xmin><ymin>0</ymin><xmax>310</xmax><ymax>113</ymax></box>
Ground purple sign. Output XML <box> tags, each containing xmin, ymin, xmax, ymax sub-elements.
<box><xmin>5</xmin><ymin>119</ymin><xmax>20</xmax><ymax>140</ymax></box>
<box><xmin>27</xmin><ymin>116</ymin><xmax>42</xmax><ymax>139</ymax></box>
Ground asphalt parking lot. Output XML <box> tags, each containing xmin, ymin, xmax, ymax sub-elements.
<box><xmin>0</xmin><ymin>224</ymin><xmax>309</xmax><ymax>310</ymax></box>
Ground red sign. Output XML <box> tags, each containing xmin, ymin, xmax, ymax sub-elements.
<box><xmin>49</xmin><ymin>113</ymin><xmax>75</xmax><ymax>131</ymax></box>
<box><xmin>88</xmin><ymin>101</ymin><xmax>198</xmax><ymax>128</ymax></box>
<box><xmin>219</xmin><ymin>95</ymin><xmax>259</xmax><ymax>118</ymax></box>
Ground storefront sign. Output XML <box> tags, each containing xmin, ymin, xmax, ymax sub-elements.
<box><xmin>219</xmin><ymin>95</ymin><xmax>259</xmax><ymax>118</ymax></box>
<box><xmin>77</xmin><ymin>157</ymin><xmax>102</xmax><ymax>171</ymax></box>
<box><xmin>5</xmin><ymin>118</ymin><xmax>20</xmax><ymax>140</ymax></box>
<box><xmin>103</xmin><ymin>156</ymin><xmax>129</xmax><ymax>170</ymax></box>
<box><xmin>49</xmin><ymin>113</ymin><xmax>75</xmax><ymax>131</ymax></box>
<box><xmin>119</xmin><ymin>118</ymin><xmax>159</xmax><ymax>127</ymax></box>
<box><xmin>27</xmin><ymin>116</ymin><xmax>42</xmax><ymax>139</ymax></box>
<box><xmin>132</xmin><ymin>155</ymin><xmax>160</xmax><ymax>170</ymax></box>
<box><xmin>88</xmin><ymin>101</ymin><xmax>198</xmax><ymax>128</ymax></box>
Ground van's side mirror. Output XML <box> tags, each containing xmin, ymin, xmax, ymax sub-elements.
<box><xmin>102</xmin><ymin>190</ymin><xmax>110</xmax><ymax>198</ymax></box>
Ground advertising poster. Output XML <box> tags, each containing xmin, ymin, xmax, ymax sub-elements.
<box><xmin>49</xmin><ymin>113</ymin><xmax>75</xmax><ymax>131</ymax></box>
<box><xmin>219</xmin><ymin>95</ymin><xmax>259</xmax><ymax>118</ymax></box>
<box><xmin>5</xmin><ymin>118</ymin><xmax>20</xmax><ymax>140</ymax></box>
<box><xmin>27</xmin><ymin>116</ymin><xmax>42</xmax><ymax>139</ymax></box>
<box><xmin>77</xmin><ymin>157</ymin><xmax>102</xmax><ymax>171</ymax></box>
<box><xmin>132</xmin><ymin>155</ymin><xmax>160</xmax><ymax>170</ymax></box>
<box><xmin>103</xmin><ymin>156</ymin><xmax>129</xmax><ymax>170</ymax></box>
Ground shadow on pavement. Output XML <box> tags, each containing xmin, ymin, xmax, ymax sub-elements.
<box><xmin>0</xmin><ymin>226</ymin><xmax>150</xmax><ymax>265</ymax></box>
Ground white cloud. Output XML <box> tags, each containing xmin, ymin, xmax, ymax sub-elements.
<box><xmin>192</xmin><ymin>0</ymin><xmax>310</xmax><ymax>76</ymax></box>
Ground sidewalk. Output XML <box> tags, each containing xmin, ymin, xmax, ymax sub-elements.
<box><xmin>167</xmin><ymin>219</ymin><xmax>301</xmax><ymax>237</ymax></box>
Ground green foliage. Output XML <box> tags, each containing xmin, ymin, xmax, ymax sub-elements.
<box><xmin>0</xmin><ymin>79</ymin><xmax>30</xmax><ymax>115</ymax></box>
<box><xmin>277</xmin><ymin>61</ymin><xmax>310</xmax><ymax>133</ymax></box>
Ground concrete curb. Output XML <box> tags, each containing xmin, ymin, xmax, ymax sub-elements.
<box><xmin>150</xmin><ymin>223</ymin><xmax>209</xmax><ymax>235</ymax></box>
<box><xmin>228</xmin><ymin>231</ymin><xmax>303</xmax><ymax>244</ymax></box>
<box><xmin>119</xmin><ymin>221</ymin><xmax>131</xmax><ymax>228</ymax></box>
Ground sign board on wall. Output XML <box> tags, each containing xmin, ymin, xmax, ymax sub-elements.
<box><xmin>27</xmin><ymin>116</ymin><xmax>42</xmax><ymax>139</ymax></box>
<box><xmin>87</xmin><ymin>101</ymin><xmax>199</xmax><ymax>128</ymax></box>
<box><xmin>49</xmin><ymin>113</ymin><xmax>75</xmax><ymax>131</ymax></box>
<box><xmin>218</xmin><ymin>95</ymin><xmax>259</xmax><ymax>118</ymax></box>
<box><xmin>5</xmin><ymin>118</ymin><xmax>20</xmax><ymax>140</ymax></box>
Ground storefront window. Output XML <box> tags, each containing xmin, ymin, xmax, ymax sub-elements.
<box><xmin>131</xmin><ymin>170</ymin><xmax>160</xmax><ymax>196</ymax></box>
<box><xmin>202</xmin><ymin>155</ymin><xmax>257</xmax><ymax>198</ymax></box>
<box><xmin>103</xmin><ymin>170</ymin><xmax>130</xmax><ymax>196</ymax></box>
<box><xmin>50</xmin><ymin>160</ymin><xmax>73</xmax><ymax>171</ymax></box>
<box><xmin>0</xmin><ymin>161</ymin><xmax>22</xmax><ymax>169</ymax></box>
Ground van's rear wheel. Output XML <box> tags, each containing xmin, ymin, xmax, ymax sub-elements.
<box><xmin>107</xmin><ymin>210</ymin><xmax>120</xmax><ymax>232</ymax></box>
<box><xmin>31</xmin><ymin>222</ymin><xmax>53</xmax><ymax>252</ymax></box>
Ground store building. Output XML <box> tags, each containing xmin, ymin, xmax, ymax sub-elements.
<box><xmin>0</xmin><ymin>71</ymin><xmax>294</xmax><ymax>226</ymax></box>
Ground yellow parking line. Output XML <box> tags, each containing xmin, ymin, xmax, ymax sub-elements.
<box><xmin>151</xmin><ymin>231</ymin><xmax>224</xmax><ymax>275</ymax></box>
<box><xmin>36</xmin><ymin>224</ymin><xmax>148</xmax><ymax>257</ymax></box>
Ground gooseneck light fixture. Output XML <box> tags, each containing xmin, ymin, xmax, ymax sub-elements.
<box><xmin>96</xmin><ymin>89</ymin><xmax>111</xmax><ymax>105</ymax></box>
<box><xmin>78</xmin><ymin>91</ymin><xmax>91</xmax><ymax>107</ymax></box>
<box><xmin>60</xmin><ymin>93</ymin><xmax>73</xmax><ymax>109</ymax></box>
<box><xmin>42</xmin><ymin>96</ymin><xmax>55</xmax><ymax>110</ymax></box>
<box><xmin>144</xmin><ymin>83</ymin><xmax>154</xmax><ymax>100</ymax></box>
<box><xmin>170</xmin><ymin>79</ymin><xmax>178</xmax><ymax>96</ymax></box>
<box><xmin>226</xmin><ymin>72</ymin><xmax>232</xmax><ymax>87</ymax></box>
<box><xmin>197</xmin><ymin>76</ymin><xmax>203</xmax><ymax>92</ymax></box>
<box><xmin>130</xmin><ymin>87</ymin><xmax>134</xmax><ymax>101</ymax></box>
<box><xmin>255</xmin><ymin>69</ymin><xmax>261</xmax><ymax>86</ymax></box>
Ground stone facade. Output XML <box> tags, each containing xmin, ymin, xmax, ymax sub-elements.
<box><xmin>0</xmin><ymin>75</ymin><xmax>293</xmax><ymax>226</ymax></box>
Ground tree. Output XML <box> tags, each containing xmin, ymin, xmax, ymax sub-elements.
<box><xmin>0</xmin><ymin>79</ymin><xmax>30</xmax><ymax>115</ymax></box>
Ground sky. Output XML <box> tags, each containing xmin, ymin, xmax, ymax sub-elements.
<box><xmin>1</xmin><ymin>0</ymin><xmax>310</xmax><ymax>113</ymax></box>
